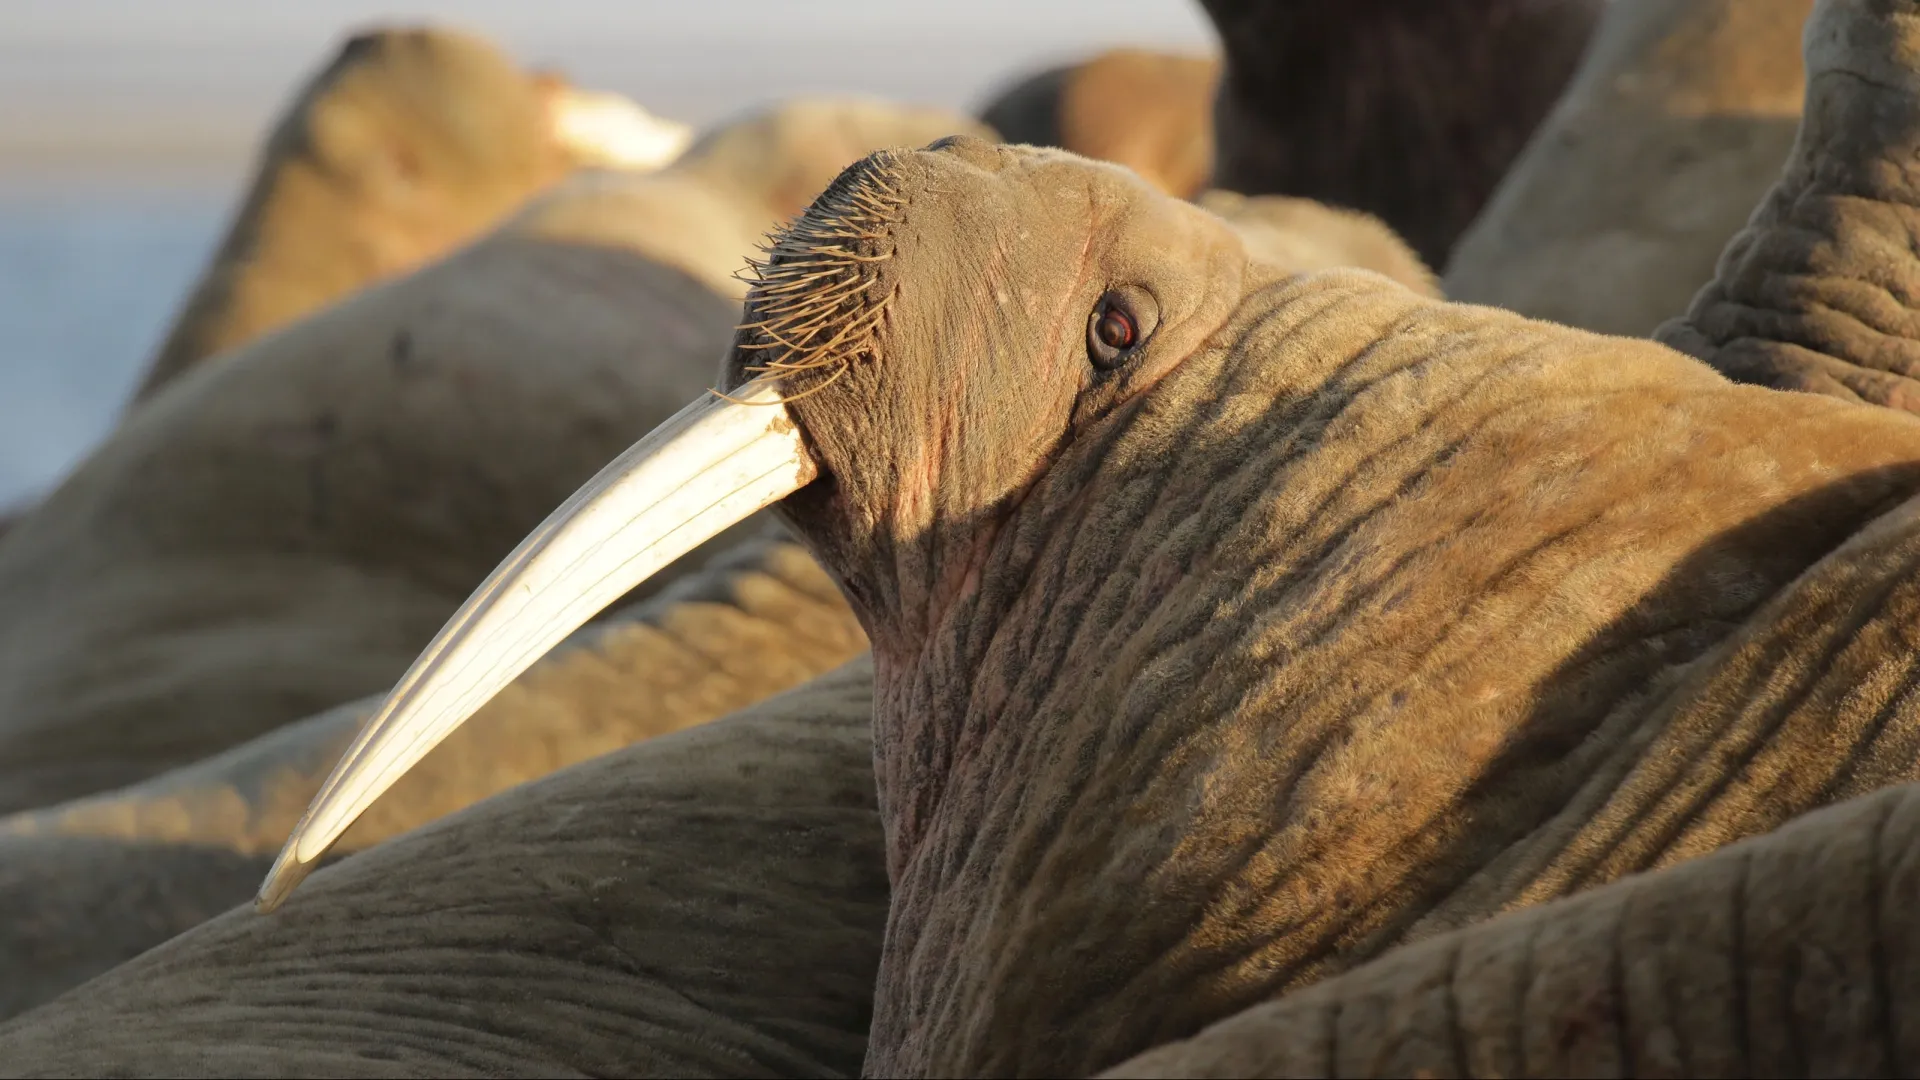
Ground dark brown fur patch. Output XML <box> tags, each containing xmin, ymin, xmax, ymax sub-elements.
<box><xmin>1200</xmin><ymin>0</ymin><xmax>1607</xmax><ymax>267</ymax></box>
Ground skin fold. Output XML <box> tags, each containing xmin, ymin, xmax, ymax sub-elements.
<box><xmin>1099</xmin><ymin>776</ymin><xmax>1920</xmax><ymax>1078</ymax></box>
<box><xmin>1657</xmin><ymin>0</ymin><xmax>1920</xmax><ymax>415</ymax></box>
<box><xmin>1198</xmin><ymin>0</ymin><xmax>1608</xmax><ymax>268</ymax></box>
<box><xmin>0</xmin><ymin>533</ymin><xmax>865</xmax><ymax>1021</ymax></box>
<box><xmin>131</xmin><ymin>25</ymin><xmax>689</xmax><ymax>403</ymax></box>
<box><xmin>977</xmin><ymin>48</ymin><xmax>1220</xmax><ymax>199</ymax></box>
<box><xmin>1445</xmin><ymin>0</ymin><xmax>1814</xmax><ymax>337</ymax></box>
<box><xmin>0</xmin><ymin>98</ymin><xmax>980</xmax><ymax>814</ymax></box>
<box><xmin>0</xmin><ymin>660</ymin><xmax>885</xmax><ymax>1077</ymax></box>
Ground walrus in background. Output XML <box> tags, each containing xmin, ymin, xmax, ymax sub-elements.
<box><xmin>130</xmin><ymin>25</ymin><xmax>693</xmax><ymax>405</ymax></box>
<box><xmin>0</xmin><ymin>531</ymin><xmax>867</xmax><ymax>1021</ymax></box>
<box><xmin>514</xmin><ymin>96</ymin><xmax>997</xmax><ymax>303</ymax></box>
<box><xmin>978</xmin><ymin>48</ymin><xmax>1219</xmax><ymax>198</ymax></box>
<box><xmin>0</xmin><ymin>97</ymin><xmax>984</xmax><ymax>815</ymax></box>
<box><xmin>1445</xmin><ymin>0</ymin><xmax>1813</xmax><ymax>336</ymax></box>
<box><xmin>1199</xmin><ymin>0</ymin><xmax>1608</xmax><ymax>268</ymax></box>
<box><xmin>1199</xmin><ymin>189</ymin><xmax>1438</xmax><ymax>297</ymax></box>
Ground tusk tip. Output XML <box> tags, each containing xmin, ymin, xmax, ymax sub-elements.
<box><xmin>254</xmin><ymin>843</ymin><xmax>318</xmax><ymax>914</ymax></box>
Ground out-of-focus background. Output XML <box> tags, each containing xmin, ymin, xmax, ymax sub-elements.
<box><xmin>0</xmin><ymin>0</ymin><xmax>1216</xmax><ymax>509</ymax></box>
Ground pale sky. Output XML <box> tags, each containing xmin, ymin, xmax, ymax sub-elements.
<box><xmin>1</xmin><ymin>0</ymin><xmax>1218</xmax><ymax>172</ymax></box>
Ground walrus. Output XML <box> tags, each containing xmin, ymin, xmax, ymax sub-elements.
<box><xmin>1199</xmin><ymin>0</ymin><xmax>1609</xmax><ymax>267</ymax></box>
<box><xmin>1444</xmin><ymin>0</ymin><xmax>1814</xmax><ymax>335</ymax></box>
<box><xmin>265</xmin><ymin>121</ymin><xmax>1920</xmax><ymax>1080</ymax></box>
<box><xmin>977</xmin><ymin>48</ymin><xmax>1219</xmax><ymax>198</ymax></box>
<box><xmin>0</xmin><ymin>97</ymin><xmax>985</xmax><ymax>814</ymax></box>
<box><xmin>131</xmin><ymin>25</ymin><xmax>693</xmax><ymax>403</ymax></box>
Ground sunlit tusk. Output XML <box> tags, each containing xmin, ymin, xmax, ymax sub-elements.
<box><xmin>547</xmin><ymin>86</ymin><xmax>694</xmax><ymax>171</ymax></box>
<box><xmin>255</xmin><ymin>377</ymin><xmax>812</xmax><ymax>912</ymax></box>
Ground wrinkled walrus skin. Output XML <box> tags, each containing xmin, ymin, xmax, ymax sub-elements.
<box><xmin>0</xmin><ymin>533</ymin><xmax>864</xmax><ymax>1021</ymax></box>
<box><xmin>702</xmin><ymin>138</ymin><xmax>1920</xmax><ymax>1076</ymax></box>
<box><xmin>1444</xmin><ymin>0</ymin><xmax>1813</xmax><ymax>337</ymax></box>
<box><xmin>1099</xmin><ymin>777</ymin><xmax>1920</xmax><ymax>1077</ymax></box>
<box><xmin>1658</xmin><ymin>0</ymin><xmax>1920</xmax><ymax>416</ymax></box>
<box><xmin>0</xmin><ymin>660</ymin><xmax>885</xmax><ymax>1078</ymax></box>
<box><xmin>133</xmin><ymin>26</ymin><xmax>656</xmax><ymax>401</ymax></box>
<box><xmin>0</xmin><ymin>98</ymin><xmax>983</xmax><ymax>815</ymax></box>
<box><xmin>1198</xmin><ymin>0</ymin><xmax>1608</xmax><ymax>268</ymax></box>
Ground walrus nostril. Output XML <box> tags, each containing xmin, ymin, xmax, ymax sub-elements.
<box><xmin>921</xmin><ymin>133</ymin><xmax>1006</xmax><ymax>170</ymax></box>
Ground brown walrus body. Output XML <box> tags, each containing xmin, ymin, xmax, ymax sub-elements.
<box><xmin>1200</xmin><ymin>189</ymin><xmax>1438</xmax><ymax>297</ymax></box>
<box><xmin>978</xmin><ymin>48</ymin><xmax>1219</xmax><ymax>198</ymax></box>
<box><xmin>133</xmin><ymin>26</ymin><xmax>687</xmax><ymax>403</ymax></box>
<box><xmin>1199</xmin><ymin>0</ymin><xmax>1608</xmax><ymax>267</ymax></box>
<box><xmin>1101</xmin><ymin>774</ymin><xmax>1920</xmax><ymax>1077</ymax></box>
<box><xmin>0</xmin><ymin>216</ymin><xmax>736</xmax><ymax>815</ymax></box>
<box><xmin>1445</xmin><ymin>0</ymin><xmax>1813</xmax><ymax>335</ymax></box>
<box><xmin>708</xmin><ymin>140</ymin><xmax>1920</xmax><ymax>1075</ymax></box>
<box><xmin>0</xmin><ymin>660</ymin><xmax>886</xmax><ymax>1077</ymax></box>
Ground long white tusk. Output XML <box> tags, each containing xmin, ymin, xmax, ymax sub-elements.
<box><xmin>255</xmin><ymin>377</ymin><xmax>813</xmax><ymax>912</ymax></box>
<box><xmin>547</xmin><ymin>86</ymin><xmax>694</xmax><ymax>172</ymax></box>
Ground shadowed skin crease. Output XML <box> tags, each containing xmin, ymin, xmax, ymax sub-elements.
<box><xmin>723</xmin><ymin>136</ymin><xmax>1920</xmax><ymax>1076</ymax></box>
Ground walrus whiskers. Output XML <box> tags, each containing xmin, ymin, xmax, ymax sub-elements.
<box><xmin>728</xmin><ymin>153</ymin><xmax>909</xmax><ymax>401</ymax></box>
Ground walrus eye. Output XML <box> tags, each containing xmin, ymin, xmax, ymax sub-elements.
<box><xmin>1086</xmin><ymin>287</ymin><xmax>1158</xmax><ymax>369</ymax></box>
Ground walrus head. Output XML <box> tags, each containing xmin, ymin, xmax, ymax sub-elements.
<box><xmin>725</xmin><ymin>136</ymin><xmax>1254</xmax><ymax>658</ymax></box>
<box><xmin>253</xmin><ymin>135</ymin><xmax>1256</xmax><ymax>908</ymax></box>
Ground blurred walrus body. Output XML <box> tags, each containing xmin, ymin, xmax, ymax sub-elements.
<box><xmin>1444</xmin><ymin>0</ymin><xmax>1813</xmax><ymax>335</ymax></box>
<box><xmin>1200</xmin><ymin>189</ymin><xmax>1438</xmax><ymax>297</ymax></box>
<box><xmin>0</xmin><ymin>98</ymin><xmax>987</xmax><ymax>815</ymax></box>
<box><xmin>979</xmin><ymin>48</ymin><xmax>1219</xmax><ymax>198</ymax></box>
<box><xmin>1199</xmin><ymin>0</ymin><xmax>1608</xmax><ymax>267</ymax></box>
<box><xmin>132</xmin><ymin>25</ymin><xmax>692</xmax><ymax>404</ymax></box>
<box><xmin>0</xmin><ymin>533</ymin><xmax>867</xmax><ymax>1020</ymax></box>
